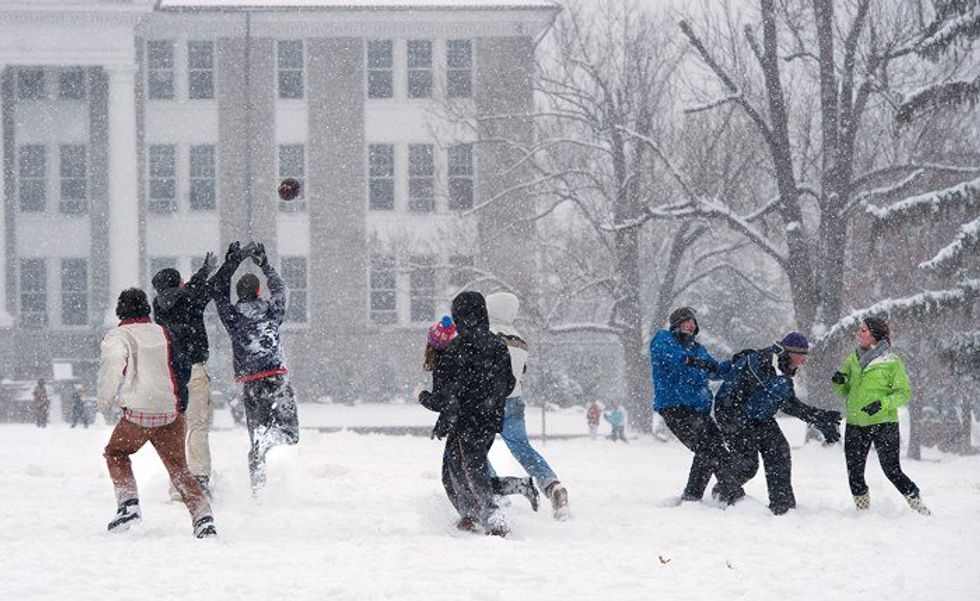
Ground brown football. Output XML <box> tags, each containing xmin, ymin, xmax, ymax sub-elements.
<box><xmin>278</xmin><ymin>178</ymin><xmax>301</xmax><ymax>201</ymax></box>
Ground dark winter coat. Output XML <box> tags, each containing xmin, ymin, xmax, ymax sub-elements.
<box><xmin>152</xmin><ymin>261</ymin><xmax>213</xmax><ymax>365</ymax></box>
<box><xmin>214</xmin><ymin>260</ymin><xmax>288</xmax><ymax>381</ymax></box>
<box><xmin>650</xmin><ymin>329</ymin><xmax>730</xmax><ymax>414</ymax></box>
<box><xmin>418</xmin><ymin>291</ymin><xmax>515</xmax><ymax>438</ymax></box>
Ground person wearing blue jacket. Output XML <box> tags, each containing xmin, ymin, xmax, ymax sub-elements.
<box><xmin>714</xmin><ymin>332</ymin><xmax>841</xmax><ymax>515</ymax></box>
<box><xmin>651</xmin><ymin>307</ymin><xmax>742</xmax><ymax>504</ymax></box>
<box><xmin>213</xmin><ymin>242</ymin><xmax>299</xmax><ymax>493</ymax></box>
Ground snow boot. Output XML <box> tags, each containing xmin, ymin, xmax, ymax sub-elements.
<box><xmin>518</xmin><ymin>477</ymin><xmax>539</xmax><ymax>512</ymax></box>
<box><xmin>455</xmin><ymin>516</ymin><xmax>479</xmax><ymax>533</ymax></box>
<box><xmin>193</xmin><ymin>515</ymin><xmax>217</xmax><ymax>538</ymax></box>
<box><xmin>905</xmin><ymin>493</ymin><xmax>931</xmax><ymax>516</ymax></box>
<box><xmin>484</xmin><ymin>512</ymin><xmax>510</xmax><ymax>537</ymax></box>
<box><xmin>546</xmin><ymin>482</ymin><xmax>571</xmax><ymax>520</ymax></box>
<box><xmin>107</xmin><ymin>499</ymin><xmax>141</xmax><ymax>533</ymax></box>
<box><xmin>853</xmin><ymin>494</ymin><xmax>870</xmax><ymax>510</ymax></box>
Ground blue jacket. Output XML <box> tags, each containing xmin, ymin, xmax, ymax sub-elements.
<box><xmin>715</xmin><ymin>346</ymin><xmax>824</xmax><ymax>423</ymax></box>
<box><xmin>650</xmin><ymin>329</ymin><xmax>730</xmax><ymax>413</ymax></box>
<box><xmin>215</xmin><ymin>263</ymin><xmax>288</xmax><ymax>381</ymax></box>
<box><xmin>603</xmin><ymin>407</ymin><xmax>625</xmax><ymax>427</ymax></box>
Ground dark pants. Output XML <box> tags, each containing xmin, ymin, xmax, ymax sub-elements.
<box><xmin>608</xmin><ymin>426</ymin><xmax>628</xmax><ymax>442</ymax></box>
<box><xmin>719</xmin><ymin>415</ymin><xmax>795</xmax><ymax>513</ymax></box>
<box><xmin>243</xmin><ymin>374</ymin><xmax>300</xmax><ymax>491</ymax></box>
<box><xmin>660</xmin><ymin>406</ymin><xmax>742</xmax><ymax>501</ymax></box>
<box><xmin>441</xmin><ymin>429</ymin><xmax>499</xmax><ymax>526</ymax></box>
<box><xmin>845</xmin><ymin>422</ymin><xmax>918</xmax><ymax>497</ymax></box>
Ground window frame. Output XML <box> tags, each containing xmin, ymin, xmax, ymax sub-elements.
<box><xmin>60</xmin><ymin>258</ymin><xmax>88</xmax><ymax>327</ymax></box>
<box><xmin>281</xmin><ymin>256</ymin><xmax>309</xmax><ymax>323</ymax></box>
<box><xmin>407</xmin><ymin>39</ymin><xmax>433</xmax><ymax>99</ymax></box>
<box><xmin>146</xmin><ymin>40</ymin><xmax>176</xmax><ymax>100</ymax></box>
<box><xmin>189</xmin><ymin>144</ymin><xmax>217</xmax><ymax>211</ymax></box>
<box><xmin>17</xmin><ymin>69</ymin><xmax>46</xmax><ymax>101</ymax></box>
<box><xmin>18</xmin><ymin>144</ymin><xmax>47</xmax><ymax>213</ymax></box>
<box><xmin>187</xmin><ymin>40</ymin><xmax>215</xmax><ymax>100</ymax></box>
<box><xmin>369</xmin><ymin>254</ymin><xmax>397</xmax><ymax>325</ymax></box>
<box><xmin>59</xmin><ymin>144</ymin><xmax>88</xmax><ymax>215</ymax></box>
<box><xmin>278</xmin><ymin>144</ymin><xmax>307</xmax><ymax>212</ymax></box>
<box><xmin>409</xmin><ymin>255</ymin><xmax>436</xmax><ymax>323</ymax></box>
<box><xmin>448</xmin><ymin>144</ymin><xmax>474</xmax><ymax>211</ymax></box>
<box><xmin>58</xmin><ymin>68</ymin><xmax>86</xmax><ymax>100</ymax></box>
<box><xmin>277</xmin><ymin>39</ymin><xmax>305</xmax><ymax>100</ymax></box>
<box><xmin>148</xmin><ymin>144</ymin><xmax>177</xmax><ymax>213</ymax></box>
<box><xmin>19</xmin><ymin>258</ymin><xmax>48</xmax><ymax>328</ymax></box>
<box><xmin>447</xmin><ymin>39</ymin><xmax>473</xmax><ymax>99</ymax></box>
<box><xmin>368</xmin><ymin>144</ymin><xmax>395</xmax><ymax>211</ymax></box>
<box><xmin>408</xmin><ymin>144</ymin><xmax>434</xmax><ymax>213</ymax></box>
<box><xmin>367</xmin><ymin>39</ymin><xmax>394</xmax><ymax>99</ymax></box>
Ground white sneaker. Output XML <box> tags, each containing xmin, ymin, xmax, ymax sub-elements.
<box><xmin>107</xmin><ymin>499</ymin><xmax>142</xmax><ymax>533</ymax></box>
<box><xmin>906</xmin><ymin>493</ymin><xmax>931</xmax><ymax>516</ymax></box>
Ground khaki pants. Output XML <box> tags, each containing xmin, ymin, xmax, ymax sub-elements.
<box><xmin>185</xmin><ymin>364</ymin><xmax>214</xmax><ymax>477</ymax></box>
<box><xmin>104</xmin><ymin>413</ymin><xmax>212</xmax><ymax>524</ymax></box>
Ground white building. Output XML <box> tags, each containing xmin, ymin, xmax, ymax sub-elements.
<box><xmin>0</xmin><ymin>0</ymin><xmax>557</xmax><ymax>400</ymax></box>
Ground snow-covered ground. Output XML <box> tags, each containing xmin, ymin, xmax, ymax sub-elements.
<box><xmin>4</xmin><ymin>405</ymin><xmax>979</xmax><ymax>600</ymax></box>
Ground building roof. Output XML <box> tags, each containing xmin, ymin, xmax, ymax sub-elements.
<box><xmin>158</xmin><ymin>0</ymin><xmax>559</xmax><ymax>10</ymax></box>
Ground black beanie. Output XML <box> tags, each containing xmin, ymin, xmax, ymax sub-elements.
<box><xmin>116</xmin><ymin>288</ymin><xmax>151</xmax><ymax>320</ymax></box>
<box><xmin>236</xmin><ymin>273</ymin><xmax>260</xmax><ymax>301</ymax></box>
<box><xmin>151</xmin><ymin>268</ymin><xmax>181</xmax><ymax>293</ymax></box>
<box><xmin>863</xmin><ymin>316</ymin><xmax>890</xmax><ymax>343</ymax></box>
<box><xmin>669</xmin><ymin>307</ymin><xmax>699</xmax><ymax>335</ymax></box>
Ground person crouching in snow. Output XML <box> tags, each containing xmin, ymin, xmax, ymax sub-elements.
<box><xmin>415</xmin><ymin>292</ymin><xmax>516</xmax><ymax>536</ymax></box>
<box><xmin>714</xmin><ymin>332</ymin><xmax>841</xmax><ymax>515</ymax></box>
<box><xmin>213</xmin><ymin>242</ymin><xmax>299</xmax><ymax>494</ymax></box>
<box><xmin>98</xmin><ymin>288</ymin><xmax>216</xmax><ymax>538</ymax></box>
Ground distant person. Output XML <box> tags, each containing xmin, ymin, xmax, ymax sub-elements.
<box><xmin>97</xmin><ymin>288</ymin><xmax>216</xmax><ymax>538</ymax></box>
<box><xmin>152</xmin><ymin>251</ymin><xmax>219</xmax><ymax>498</ymax></box>
<box><xmin>70</xmin><ymin>384</ymin><xmax>89</xmax><ymax>428</ymax></box>
<box><xmin>33</xmin><ymin>380</ymin><xmax>50</xmax><ymax>428</ymax></box>
<box><xmin>603</xmin><ymin>405</ymin><xmax>628</xmax><ymax>442</ymax></box>
<box><xmin>587</xmin><ymin>401</ymin><xmax>602</xmax><ymax>440</ymax></box>
<box><xmin>650</xmin><ymin>307</ymin><xmax>742</xmax><ymax>504</ymax></box>
<box><xmin>485</xmin><ymin>292</ymin><xmax>570</xmax><ymax>520</ymax></box>
<box><xmin>714</xmin><ymin>333</ymin><xmax>841</xmax><ymax>515</ymax></box>
<box><xmin>832</xmin><ymin>316</ymin><xmax>930</xmax><ymax>515</ymax></box>
<box><xmin>415</xmin><ymin>292</ymin><xmax>515</xmax><ymax>536</ymax></box>
<box><xmin>213</xmin><ymin>242</ymin><xmax>299</xmax><ymax>494</ymax></box>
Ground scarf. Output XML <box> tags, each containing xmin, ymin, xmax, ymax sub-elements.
<box><xmin>857</xmin><ymin>340</ymin><xmax>891</xmax><ymax>370</ymax></box>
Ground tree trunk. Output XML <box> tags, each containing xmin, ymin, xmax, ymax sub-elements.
<box><xmin>622</xmin><ymin>327</ymin><xmax>652</xmax><ymax>433</ymax></box>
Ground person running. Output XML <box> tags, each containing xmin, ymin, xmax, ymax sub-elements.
<box><xmin>832</xmin><ymin>316</ymin><xmax>930</xmax><ymax>515</ymax></box>
<box><xmin>213</xmin><ymin>242</ymin><xmax>299</xmax><ymax>494</ymax></box>
<box><xmin>650</xmin><ymin>307</ymin><xmax>742</xmax><ymax>505</ymax></box>
<box><xmin>97</xmin><ymin>288</ymin><xmax>216</xmax><ymax>538</ymax></box>
<box><xmin>714</xmin><ymin>332</ymin><xmax>841</xmax><ymax>515</ymax></box>
<box><xmin>485</xmin><ymin>291</ymin><xmax>570</xmax><ymax>520</ymax></box>
<box><xmin>415</xmin><ymin>292</ymin><xmax>515</xmax><ymax>536</ymax></box>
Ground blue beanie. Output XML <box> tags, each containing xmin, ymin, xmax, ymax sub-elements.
<box><xmin>779</xmin><ymin>332</ymin><xmax>809</xmax><ymax>354</ymax></box>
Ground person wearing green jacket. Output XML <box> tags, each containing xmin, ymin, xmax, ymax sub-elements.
<box><xmin>831</xmin><ymin>316</ymin><xmax>930</xmax><ymax>515</ymax></box>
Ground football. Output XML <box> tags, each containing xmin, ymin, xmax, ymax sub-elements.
<box><xmin>278</xmin><ymin>178</ymin><xmax>301</xmax><ymax>201</ymax></box>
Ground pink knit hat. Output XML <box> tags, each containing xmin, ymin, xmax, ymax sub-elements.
<box><xmin>428</xmin><ymin>315</ymin><xmax>457</xmax><ymax>351</ymax></box>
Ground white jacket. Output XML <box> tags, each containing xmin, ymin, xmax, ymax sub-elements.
<box><xmin>486</xmin><ymin>292</ymin><xmax>528</xmax><ymax>398</ymax></box>
<box><xmin>97</xmin><ymin>319</ymin><xmax>186</xmax><ymax>415</ymax></box>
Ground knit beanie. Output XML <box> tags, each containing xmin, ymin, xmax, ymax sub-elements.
<box><xmin>863</xmin><ymin>316</ymin><xmax>890</xmax><ymax>343</ymax></box>
<box><xmin>778</xmin><ymin>331</ymin><xmax>809</xmax><ymax>354</ymax></box>
<box><xmin>236</xmin><ymin>273</ymin><xmax>260</xmax><ymax>301</ymax></box>
<box><xmin>668</xmin><ymin>306</ymin><xmax>699</xmax><ymax>335</ymax></box>
<box><xmin>428</xmin><ymin>315</ymin><xmax>457</xmax><ymax>351</ymax></box>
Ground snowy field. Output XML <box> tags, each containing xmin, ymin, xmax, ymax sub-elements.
<box><xmin>4</xmin><ymin>405</ymin><xmax>979</xmax><ymax>601</ymax></box>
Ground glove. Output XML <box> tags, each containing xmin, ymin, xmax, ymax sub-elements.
<box><xmin>861</xmin><ymin>400</ymin><xmax>882</xmax><ymax>415</ymax></box>
<box><xmin>225</xmin><ymin>241</ymin><xmax>242</xmax><ymax>263</ymax></box>
<box><xmin>817</xmin><ymin>409</ymin><xmax>842</xmax><ymax>426</ymax></box>
<box><xmin>831</xmin><ymin>371</ymin><xmax>847</xmax><ymax>385</ymax></box>
<box><xmin>682</xmin><ymin>355</ymin><xmax>715</xmax><ymax>372</ymax></box>
<box><xmin>202</xmin><ymin>251</ymin><xmax>216</xmax><ymax>275</ymax></box>
<box><xmin>413</xmin><ymin>382</ymin><xmax>428</xmax><ymax>402</ymax></box>
<box><xmin>252</xmin><ymin>242</ymin><xmax>268</xmax><ymax>267</ymax></box>
<box><xmin>814</xmin><ymin>420</ymin><xmax>840</xmax><ymax>444</ymax></box>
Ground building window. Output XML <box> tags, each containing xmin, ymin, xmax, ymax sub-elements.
<box><xmin>188</xmin><ymin>41</ymin><xmax>215</xmax><ymax>100</ymax></box>
<box><xmin>277</xmin><ymin>40</ymin><xmax>304</xmax><ymax>99</ymax></box>
<box><xmin>61</xmin><ymin>259</ymin><xmax>88</xmax><ymax>326</ymax></box>
<box><xmin>189</xmin><ymin>144</ymin><xmax>216</xmax><ymax>211</ymax></box>
<box><xmin>18</xmin><ymin>145</ymin><xmax>46</xmax><ymax>212</ymax></box>
<box><xmin>20</xmin><ymin>259</ymin><xmax>47</xmax><ymax>328</ymax></box>
<box><xmin>18</xmin><ymin>69</ymin><xmax>46</xmax><ymax>100</ymax></box>
<box><xmin>59</xmin><ymin>145</ymin><xmax>87</xmax><ymax>214</ymax></box>
<box><xmin>447</xmin><ymin>40</ymin><xmax>472</xmax><ymax>98</ymax></box>
<box><xmin>148</xmin><ymin>144</ymin><xmax>177</xmax><ymax>213</ymax></box>
<box><xmin>59</xmin><ymin>69</ymin><xmax>86</xmax><ymax>100</ymax></box>
<box><xmin>367</xmin><ymin>40</ymin><xmax>393</xmax><ymax>99</ymax></box>
<box><xmin>370</xmin><ymin>254</ymin><xmax>397</xmax><ymax>324</ymax></box>
<box><xmin>448</xmin><ymin>144</ymin><xmax>474</xmax><ymax>210</ymax></box>
<box><xmin>408</xmin><ymin>144</ymin><xmax>434</xmax><ymax>212</ymax></box>
<box><xmin>409</xmin><ymin>255</ymin><xmax>436</xmax><ymax>322</ymax></box>
<box><xmin>282</xmin><ymin>257</ymin><xmax>308</xmax><ymax>323</ymax></box>
<box><xmin>146</xmin><ymin>40</ymin><xmax>175</xmax><ymax>100</ymax></box>
<box><xmin>368</xmin><ymin>144</ymin><xmax>394</xmax><ymax>210</ymax></box>
<box><xmin>449</xmin><ymin>255</ymin><xmax>475</xmax><ymax>288</ymax></box>
<box><xmin>407</xmin><ymin>40</ymin><xmax>433</xmax><ymax>99</ymax></box>
<box><xmin>278</xmin><ymin>144</ymin><xmax>306</xmax><ymax>212</ymax></box>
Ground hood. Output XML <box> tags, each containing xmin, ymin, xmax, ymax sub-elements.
<box><xmin>451</xmin><ymin>291</ymin><xmax>489</xmax><ymax>335</ymax></box>
<box><xmin>485</xmin><ymin>291</ymin><xmax>521</xmax><ymax>338</ymax></box>
<box><xmin>154</xmin><ymin>287</ymin><xmax>186</xmax><ymax>313</ymax></box>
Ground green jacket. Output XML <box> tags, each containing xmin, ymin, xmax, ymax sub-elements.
<box><xmin>832</xmin><ymin>349</ymin><xmax>911</xmax><ymax>426</ymax></box>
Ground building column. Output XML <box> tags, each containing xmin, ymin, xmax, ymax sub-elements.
<box><xmin>0</xmin><ymin>64</ymin><xmax>12</xmax><ymax>326</ymax></box>
<box><xmin>104</xmin><ymin>65</ymin><xmax>140</xmax><ymax>324</ymax></box>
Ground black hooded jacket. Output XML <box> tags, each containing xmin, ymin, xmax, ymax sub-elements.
<box><xmin>419</xmin><ymin>291</ymin><xmax>515</xmax><ymax>438</ymax></box>
<box><xmin>151</xmin><ymin>261</ymin><xmax>214</xmax><ymax>365</ymax></box>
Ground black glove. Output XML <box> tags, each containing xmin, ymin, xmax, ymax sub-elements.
<box><xmin>831</xmin><ymin>371</ymin><xmax>847</xmax><ymax>385</ymax></box>
<box><xmin>252</xmin><ymin>242</ymin><xmax>268</xmax><ymax>267</ymax></box>
<box><xmin>817</xmin><ymin>409</ymin><xmax>842</xmax><ymax>426</ymax></box>
<box><xmin>682</xmin><ymin>355</ymin><xmax>715</xmax><ymax>372</ymax></box>
<box><xmin>202</xmin><ymin>251</ymin><xmax>216</xmax><ymax>275</ymax></box>
<box><xmin>225</xmin><ymin>241</ymin><xmax>242</xmax><ymax>263</ymax></box>
<box><xmin>814</xmin><ymin>420</ymin><xmax>840</xmax><ymax>444</ymax></box>
<box><xmin>861</xmin><ymin>400</ymin><xmax>882</xmax><ymax>416</ymax></box>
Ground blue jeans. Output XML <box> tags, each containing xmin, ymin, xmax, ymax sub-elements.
<box><xmin>488</xmin><ymin>397</ymin><xmax>558</xmax><ymax>490</ymax></box>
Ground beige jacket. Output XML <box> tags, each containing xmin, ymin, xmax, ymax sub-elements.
<box><xmin>97</xmin><ymin>319</ymin><xmax>185</xmax><ymax>414</ymax></box>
